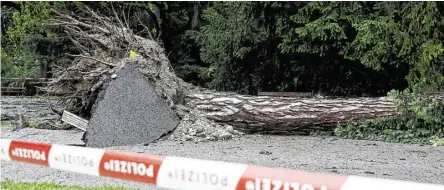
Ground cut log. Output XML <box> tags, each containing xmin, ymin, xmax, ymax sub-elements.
<box><xmin>185</xmin><ymin>91</ymin><xmax>398</xmax><ymax>135</ymax></box>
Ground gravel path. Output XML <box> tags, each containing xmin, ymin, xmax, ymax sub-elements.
<box><xmin>1</xmin><ymin>96</ymin><xmax>60</xmax><ymax>122</ymax></box>
<box><xmin>1</xmin><ymin>126</ymin><xmax>444</xmax><ymax>189</ymax></box>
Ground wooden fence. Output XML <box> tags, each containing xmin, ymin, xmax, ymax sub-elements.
<box><xmin>1</xmin><ymin>77</ymin><xmax>50</xmax><ymax>96</ymax></box>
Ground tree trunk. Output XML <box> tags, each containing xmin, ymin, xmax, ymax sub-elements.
<box><xmin>184</xmin><ymin>91</ymin><xmax>398</xmax><ymax>135</ymax></box>
<box><xmin>191</xmin><ymin>2</ymin><xmax>200</xmax><ymax>29</ymax></box>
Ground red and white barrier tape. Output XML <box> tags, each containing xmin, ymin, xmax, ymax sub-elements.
<box><xmin>1</xmin><ymin>139</ymin><xmax>443</xmax><ymax>190</ymax></box>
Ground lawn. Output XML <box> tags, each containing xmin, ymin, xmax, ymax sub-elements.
<box><xmin>0</xmin><ymin>181</ymin><xmax>135</xmax><ymax>190</ymax></box>
<box><xmin>0</xmin><ymin>121</ymin><xmax>13</xmax><ymax>126</ymax></box>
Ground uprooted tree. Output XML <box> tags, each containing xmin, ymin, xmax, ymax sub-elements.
<box><xmin>43</xmin><ymin>6</ymin><xmax>440</xmax><ymax>136</ymax></box>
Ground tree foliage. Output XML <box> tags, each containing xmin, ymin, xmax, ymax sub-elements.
<box><xmin>1</xmin><ymin>1</ymin><xmax>75</xmax><ymax>78</ymax></box>
<box><xmin>190</xmin><ymin>2</ymin><xmax>443</xmax><ymax>96</ymax></box>
<box><xmin>278</xmin><ymin>2</ymin><xmax>444</xmax><ymax>94</ymax></box>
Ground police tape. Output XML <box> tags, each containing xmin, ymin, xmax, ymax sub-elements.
<box><xmin>1</xmin><ymin>138</ymin><xmax>443</xmax><ymax>190</ymax></box>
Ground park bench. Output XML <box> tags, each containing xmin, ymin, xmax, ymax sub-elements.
<box><xmin>61</xmin><ymin>110</ymin><xmax>89</xmax><ymax>131</ymax></box>
<box><xmin>1</xmin><ymin>87</ymin><xmax>26</xmax><ymax>95</ymax></box>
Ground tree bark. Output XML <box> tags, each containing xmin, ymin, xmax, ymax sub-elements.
<box><xmin>191</xmin><ymin>2</ymin><xmax>200</xmax><ymax>29</ymax></box>
<box><xmin>184</xmin><ymin>91</ymin><xmax>398</xmax><ymax>135</ymax></box>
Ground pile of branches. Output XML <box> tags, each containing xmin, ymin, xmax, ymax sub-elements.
<box><xmin>44</xmin><ymin>6</ymin><xmax>193</xmax><ymax>118</ymax></box>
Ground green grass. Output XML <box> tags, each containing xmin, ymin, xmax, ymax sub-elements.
<box><xmin>26</xmin><ymin>121</ymin><xmax>39</xmax><ymax>127</ymax></box>
<box><xmin>23</xmin><ymin>95</ymin><xmax>61</xmax><ymax>99</ymax></box>
<box><xmin>0</xmin><ymin>181</ymin><xmax>134</xmax><ymax>190</ymax></box>
<box><xmin>0</xmin><ymin>121</ymin><xmax>13</xmax><ymax>126</ymax></box>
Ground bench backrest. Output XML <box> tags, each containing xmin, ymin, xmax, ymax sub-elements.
<box><xmin>61</xmin><ymin>110</ymin><xmax>89</xmax><ymax>131</ymax></box>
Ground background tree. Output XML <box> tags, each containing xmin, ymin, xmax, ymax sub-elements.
<box><xmin>1</xmin><ymin>1</ymin><xmax>76</xmax><ymax>78</ymax></box>
<box><xmin>277</xmin><ymin>2</ymin><xmax>444</xmax><ymax>95</ymax></box>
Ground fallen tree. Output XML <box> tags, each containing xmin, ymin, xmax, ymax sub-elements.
<box><xmin>44</xmin><ymin>6</ymin><xmax>441</xmax><ymax>139</ymax></box>
<box><xmin>184</xmin><ymin>92</ymin><xmax>398</xmax><ymax>135</ymax></box>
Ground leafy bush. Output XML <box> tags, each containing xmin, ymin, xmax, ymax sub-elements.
<box><xmin>430</xmin><ymin>136</ymin><xmax>444</xmax><ymax>146</ymax></box>
<box><xmin>1</xmin><ymin>49</ymin><xmax>40</xmax><ymax>78</ymax></box>
<box><xmin>334</xmin><ymin>89</ymin><xmax>444</xmax><ymax>145</ymax></box>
